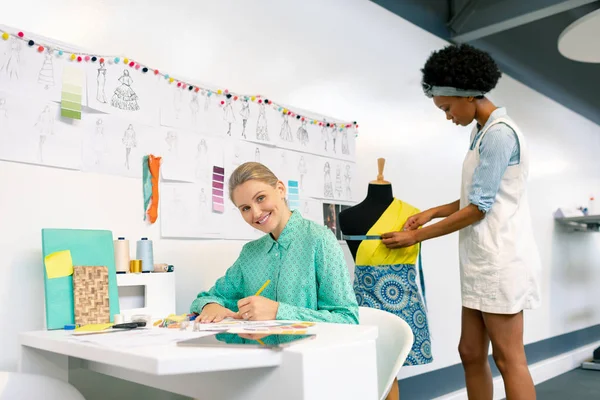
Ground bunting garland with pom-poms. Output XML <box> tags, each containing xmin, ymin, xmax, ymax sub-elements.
<box><xmin>0</xmin><ymin>28</ymin><xmax>359</xmax><ymax>134</ymax></box>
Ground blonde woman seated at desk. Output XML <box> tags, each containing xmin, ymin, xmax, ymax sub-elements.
<box><xmin>191</xmin><ymin>162</ymin><xmax>359</xmax><ymax>325</ymax></box>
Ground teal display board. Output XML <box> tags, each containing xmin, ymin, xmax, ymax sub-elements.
<box><xmin>41</xmin><ymin>229</ymin><xmax>120</xmax><ymax>330</ymax></box>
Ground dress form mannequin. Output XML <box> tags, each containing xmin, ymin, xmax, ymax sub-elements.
<box><xmin>339</xmin><ymin>158</ymin><xmax>394</xmax><ymax>259</ymax></box>
<box><xmin>339</xmin><ymin>157</ymin><xmax>433</xmax><ymax>373</ymax></box>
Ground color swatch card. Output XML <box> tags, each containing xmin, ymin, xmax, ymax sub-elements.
<box><xmin>212</xmin><ymin>166</ymin><xmax>225</xmax><ymax>213</ymax></box>
<box><xmin>61</xmin><ymin>65</ymin><xmax>83</xmax><ymax>119</ymax></box>
<box><xmin>288</xmin><ymin>180</ymin><xmax>300</xmax><ymax>210</ymax></box>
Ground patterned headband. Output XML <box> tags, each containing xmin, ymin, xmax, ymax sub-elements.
<box><xmin>422</xmin><ymin>83</ymin><xmax>486</xmax><ymax>98</ymax></box>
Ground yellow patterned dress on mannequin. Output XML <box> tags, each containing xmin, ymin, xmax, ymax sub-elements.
<box><xmin>353</xmin><ymin>198</ymin><xmax>432</xmax><ymax>365</ymax></box>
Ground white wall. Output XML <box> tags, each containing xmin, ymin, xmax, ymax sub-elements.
<box><xmin>2</xmin><ymin>0</ymin><xmax>600</xmax><ymax>385</ymax></box>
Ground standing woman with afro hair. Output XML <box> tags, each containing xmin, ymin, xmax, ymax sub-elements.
<box><xmin>381</xmin><ymin>44</ymin><xmax>541</xmax><ymax>400</ymax></box>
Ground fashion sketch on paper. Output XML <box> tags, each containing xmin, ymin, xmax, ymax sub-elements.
<box><xmin>321</xmin><ymin>124</ymin><xmax>329</xmax><ymax>152</ymax></box>
<box><xmin>341</xmin><ymin>129</ymin><xmax>349</xmax><ymax>155</ymax></box>
<box><xmin>190</xmin><ymin>92</ymin><xmax>200</xmax><ymax>126</ymax></box>
<box><xmin>298</xmin><ymin>155</ymin><xmax>307</xmax><ymax>189</ymax></box>
<box><xmin>239</xmin><ymin>98</ymin><xmax>250</xmax><ymax>138</ymax></box>
<box><xmin>93</xmin><ymin>118</ymin><xmax>106</xmax><ymax>165</ymax></box>
<box><xmin>195</xmin><ymin>138</ymin><xmax>209</xmax><ymax>180</ymax></box>
<box><xmin>223</xmin><ymin>96</ymin><xmax>235</xmax><ymax>136</ymax></box>
<box><xmin>323</xmin><ymin>161</ymin><xmax>333</xmax><ymax>198</ymax></box>
<box><xmin>296</xmin><ymin>119</ymin><xmax>309</xmax><ymax>146</ymax></box>
<box><xmin>255</xmin><ymin>147</ymin><xmax>261</xmax><ymax>163</ymax></box>
<box><xmin>0</xmin><ymin>38</ymin><xmax>21</xmax><ymax>80</ymax></box>
<box><xmin>331</xmin><ymin>127</ymin><xmax>338</xmax><ymax>154</ymax></box>
<box><xmin>38</xmin><ymin>52</ymin><xmax>54</xmax><ymax>90</ymax></box>
<box><xmin>122</xmin><ymin>124</ymin><xmax>137</xmax><ymax>170</ymax></box>
<box><xmin>344</xmin><ymin>164</ymin><xmax>352</xmax><ymax>199</ymax></box>
<box><xmin>335</xmin><ymin>164</ymin><xmax>342</xmax><ymax>198</ymax></box>
<box><xmin>165</xmin><ymin>131</ymin><xmax>178</xmax><ymax>153</ymax></box>
<box><xmin>33</xmin><ymin>104</ymin><xmax>55</xmax><ymax>163</ymax></box>
<box><xmin>279</xmin><ymin>113</ymin><xmax>293</xmax><ymax>142</ymax></box>
<box><xmin>199</xmin><ymin>188</ymin><xmax>208</xmax><ymax>218</ymax></box>
<box><xmin>256</xmin><ymin>102</ymin><xmax>269</xmax><ymax>141</ymax></box>
<box><xmin>96</xmin><ymin>61</ymin><xmax>107</xmax><ymax>103</ymax></box>
<box><xmin>111</xmin><ymin>70</ymin><xmax>139</xmax><ymax>111</ymax></box>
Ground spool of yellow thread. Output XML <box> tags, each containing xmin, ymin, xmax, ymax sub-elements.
<box><xmin>130</xmin><ymin>259</ymin><xmax>142</xmax><ymax>273</ymax></box>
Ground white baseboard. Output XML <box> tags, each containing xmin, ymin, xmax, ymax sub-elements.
<box><xmin>433</xmin><ymin>341</ymin><xmax>600</xmax><ymax>400</ymax></box>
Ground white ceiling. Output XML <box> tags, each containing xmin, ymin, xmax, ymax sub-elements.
<box><xmin>558</xmin><ymin>8</ymin><xmax>600</xmax><ymax>63</ymax></box>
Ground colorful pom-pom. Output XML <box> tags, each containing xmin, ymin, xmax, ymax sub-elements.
<box><xmin>154</xmin><ymin>69</ymin><xmax>159</xmax><ymax>75</ymax></box>
<box><xmin>37</xmin><ymin>45</ymin><xmax>44</xmax><ymax>52</ymax></box>
<box><xmin>142</xmin><ymin>67</ymin><xmax>149</xmax><ymax>73</ymax></box>
<box><xmin>2</xmin><ymin>32</ymin><xmax>10</xmax><ymax>41</ymax></box>
<box><xmin>124</xmin><ymin>58</ymin><xmax>129</xmax><ymax>64</ymax></box>
<box><xmin>18</xmin><ymin>32</ymin><xmax>24</xmax><ymax>38</ymax></box>
<box><xmin>114</xmin><ymin>57</ymin><xmax>120</xmax><ymax>63</ymax></box>
<box><xmin>70</xmin><ymin>54</ymin><xmax>77</xmax><ymax>61</ymax></box>
<box><xmin>77</xmin><ymin>56</ymin><xmax>82</xmax><ymax>62</ymax></box>
<box><xmin>27</xmin><ymin>40</ymin><xmax>34</xmax><ymax>46</ymax></box>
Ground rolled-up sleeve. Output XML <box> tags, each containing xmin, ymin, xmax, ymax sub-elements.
<box><xmin>469</xmin><ymin>124</ymin><xmax>519</xmax><ymax>213</ymax></box>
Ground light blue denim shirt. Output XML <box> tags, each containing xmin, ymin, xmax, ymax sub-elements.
<box><xmin>468</xmin><ymin>107</ymin><xmax>520</xmax><ymax>213</ymax></box>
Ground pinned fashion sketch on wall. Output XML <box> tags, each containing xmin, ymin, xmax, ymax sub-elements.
<box><xmin>111</xmin><ymin>70</ymin><xmax>139</xmax><ymax>111</ymax></box>
<box><xmin>0</xmin><ymin>38</ymin><xmax>21</xmax><ymax>81</ymax></box>
<box><xmin>122</xmin><ymin>124</ymin><xmax>137</xmax><ymax>170</ymax></box>
<box><xmin>323</xmin><ymin>161</ymin><xmax>333</xmax><ymax>198</ymax></box>
<box><xmin>335</xmin><ymin>164</ymin><xmax>343</xmax><ymax>198</ymax></box>
<box><xmin>37</xmin><ymin>52</ymin><xmax>54</xmax><ymax>90</ymax></box>
<box><xmin>189</xmin><ymin>92</ymin><xmax>200</xmax><ymax>126</ymax></box>
<box><xmin>173</xmin><ymin>89</ymin><xmax>183</xmax><ymax>120</ymax></box>
<box><xmin>195</xmin><ymin>138</ymin><xmax>209</xmax><ymax>180</ymax></box>
<box><xmin>203</xmin><ymin>91</ymin><xmax>211</xmax><ymax>112</ymax></box>
<box><xmin>344</xmin><ymin>164</ymin><xmax>352</xmax><ymax>199</ymax></box>
<box><xmin>96</xmin><ymin>62</ymin><xmax>107</xmax><ymax>103</ymax></box>
<box><xmin>341</xmin><ymin>129</ymin><xmax>349</xmax><ymax>155</ymax></box>
<box><xmin>296</xmin><ymin>119</ymin><xmax>309</xmax><ymax>146</ymax></box>
<box><xmin>321</xmin><ymin>124</ymin><xmax>329</xmax><ymax>151</ymax></box>
<box><xmin>223</xmin><ymin>96</ymin><xmax>235</xmax><ymax>136</ymax></box>
<box><xmin>256</xmin><ymin>102</ymin><xmax>269</xmax><ymax>141</ymax></box>
<box><xmin>298</xmin><ymin>155</ymin><xmax>307</xmax><ymax>189</ymax></box>
<box><xmin>92</xmin><ymin>118</ymin><xmax>105</xmax><ymax>166</ymax></box>
<box><xmin>198</xmin><ymin>187</ymin><xmax>208</xmax><ymax>219</ymax></box>
<box><xmin>254</xmin><ymin>147</ymin><xmax>261</xmax><ymax>163</ymax></box>
<box><xmin>33</xmin><ymin>104</ymin><xmax>54</xmax><ymax>163</ymax></box>
<box><xmin>279</xmin><ymin>113</ymin><xmax>293</xmax><ymax>142</ymax></box>
<box><xmin>331</xmin><ymin>127</ymin><xmax>338</xmax><ymax>154</ymax></box>
<box><xmin>239</xmin><ymin>98</ymin><xmax>250</xmax><ymax>138</ymax></box>
<box><xmin>165</xmin><ymin>131</ymin><xmax>178</xmax><ymax>153</ymax></box>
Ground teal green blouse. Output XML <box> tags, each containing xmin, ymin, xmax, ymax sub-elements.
<box><xmin>190</xmin><ymin>211</ymin><xmax>359</xmax><ymax>324</ymax></box>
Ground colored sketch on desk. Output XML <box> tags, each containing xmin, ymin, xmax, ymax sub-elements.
<box><xmin>212</xmin><ymin>165</ymin><xmax>225</xmax><ymax>213</ymax></box>
<box><xmin>227</xmin><ymin>321</ymin><xmax>316</xmax><ymax>334</ymax></box>
<box><xmin>193</xmin><ymin>319</ymin><xmax>284</xmax><ymax>332</ymax></box>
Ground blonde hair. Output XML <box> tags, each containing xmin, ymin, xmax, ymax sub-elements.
<box><xmin>228</xmin><ymin>162</ymin><xmax>281</xmax><ymax>202</ymax></box>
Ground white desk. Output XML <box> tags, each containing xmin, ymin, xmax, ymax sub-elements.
<box><xmin>19</xmin><ymin>323</ymin><xmax>378</xmax><ymax>400</ymax></box>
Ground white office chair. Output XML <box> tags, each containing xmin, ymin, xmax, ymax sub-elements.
<box><xmin>359</xmin><ymin>306</ymin><xmax>414</xmax><ymax>400</ymax></box>
<box><xmin>0</xmin><ymin>371</ymin><xmax>85</xmax><ymax>400</ymax></box>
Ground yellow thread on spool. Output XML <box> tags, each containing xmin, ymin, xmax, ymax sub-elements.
<box><xmin>130</xmin><ymin>259</ymin><xmax>142</xmax><ymax>273</ymax></box>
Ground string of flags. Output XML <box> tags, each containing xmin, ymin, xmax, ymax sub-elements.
<box><xmin>1</xmin><ymin>29</ymin><xmax>359</xmax><ymax>132</ymax></box>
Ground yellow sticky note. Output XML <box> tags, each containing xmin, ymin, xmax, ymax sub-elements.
<box><xmin>44</xmin><ymin>250</ymin><xmax>74</xmax><ymax>279</ymax></box>
<box><xmin>75</xmin><ymin>323</ymin><xmax>113</xmax><ymax>332</ymax></box>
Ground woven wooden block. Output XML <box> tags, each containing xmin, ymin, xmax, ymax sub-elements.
<box><xmin>73</xmin><ymin>266</ymin><xmax>110</xmax><ymax>325</ymax></box>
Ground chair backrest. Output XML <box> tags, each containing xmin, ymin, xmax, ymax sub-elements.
<box><xmin>0</xmin><ymin>371</ymin><xmax>85</xmax><ymax>400</ymax></box>
<box><xmin>359</xmin><ymin>306</ymin><xmax>414</xmax><ymax>400</ymax></box>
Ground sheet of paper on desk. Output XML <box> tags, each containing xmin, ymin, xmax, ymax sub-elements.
<box><xmin>70</xmin><ymin>328</ymin><xmax>215</xmax><ymax>349</ymax></box>
<box><xmin>193</xmin><ymin>319</ymin><xmax>284</xmax><ymax>331</ymax></box>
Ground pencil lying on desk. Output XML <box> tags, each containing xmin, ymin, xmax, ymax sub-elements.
<box><xmin>255</xmin><ymin>279</ymin><xmax>271</xmax><ymax>296</ymax></box>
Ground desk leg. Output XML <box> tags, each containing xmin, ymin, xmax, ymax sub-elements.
<box><xmin>19</xmin><ymin>345</ymin><xmax>81</xmax><ymax>382</ymax></box>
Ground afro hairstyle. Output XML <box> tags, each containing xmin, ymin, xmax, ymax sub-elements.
<box><xmin>421</xmin><ymin>44</ymin><xmax>502</xmax><ymax>95</ymax></box>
